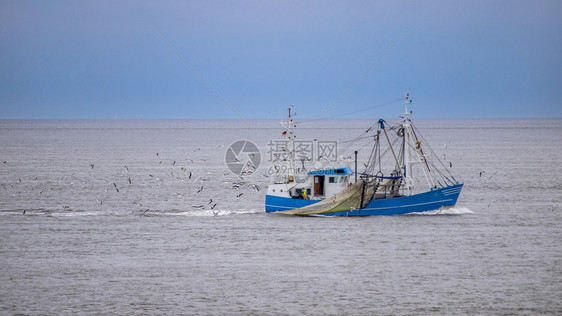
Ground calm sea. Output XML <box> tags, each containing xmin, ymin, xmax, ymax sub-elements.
<box><xmin>0</xmin><ymin>118</ymin><xmax>560</xmax><ymax>315</ymax></box>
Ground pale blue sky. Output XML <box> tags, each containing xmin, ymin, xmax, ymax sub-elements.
<box><xmin>1</xmin><ymin>1</ymin><xmax>561</xmax><ymax>119</ymax></box>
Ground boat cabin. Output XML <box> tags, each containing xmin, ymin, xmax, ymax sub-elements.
<box><xmin>266</xmin><ymin>168</ymin><xmax>353</xmax><ymax>200</ymax></box>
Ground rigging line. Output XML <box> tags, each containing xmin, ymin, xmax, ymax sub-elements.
<box><xmin>311</xmin><ymin>30</ymin><xmax>410</xmax><ymax>128</ymax></box>
<box><xmin>338</xmin><ymin>135</ymin><xmax>375</xmax><ymax>144</ymax></box>
<box><xmin>333</xmin><ymin>97</ymin><xmax>403</xmax><ymax>118</ymax></box>
<box><xmin>411</xmin><ymin>122</ymin><xmax>454</xmax><ymax>179</ymax></box>
<box><xmin>318</xmin><ymin>124</ymin><xmax>378</xmax><ymax>170</ymax></box>
<box><xmin>147</xmin><ymin>25</ymin><xmax>249</xmax><ymax>127</ymax></box>
<box><xmin>295</xmin><ymin>97</ymin><xmax>402</xmax><ymax>124</ymax></box>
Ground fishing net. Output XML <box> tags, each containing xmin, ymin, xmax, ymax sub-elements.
<box><xmin>277</xmin><ymin>178</ymin><xmax>393</xmax><ymax>215</ymax></box>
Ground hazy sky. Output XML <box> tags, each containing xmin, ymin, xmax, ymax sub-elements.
<box><xmin>1</xmin><ymin>1</ymin><xmax>561</xmax><ymax>119</ymax></box>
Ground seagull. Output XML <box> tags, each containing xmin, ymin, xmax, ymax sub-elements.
<box><xmin>188</xmin><ymin>172</ymin><xmax>192</xmax><ymax>179</ymax></box>
<box><xmin>444</xmin><ymin>141</ymin><xmax>451</xmax><ymax>149</ymax></box>
<box><xmin>479</xmin><ymin>171</ymin><xmax>485</xmax><ymax>177</ymax></box>
<box><xmin>124</xmin><ymin>166</ymin><xmax>129</xmax><ymax>173</ymax></box>
<box><xmin>90</xmin><ymin>164</ymin><xmax>95</xmax><ymax>169</ymax></box>
<box><xmin>197</xmin><ymin>186</ymin><xmax>204</xmax><ymax>193</ymax></box>
<box><xmin>211</xmin><ymin>203</ymin><xmax>217</xmax><ymax>209</ymax></box>
<box><xmin>236</xmin><ymin>193</ymin><xmax>244</xmax><ymax>198</ymax></box>
<box><xmin>449</xmin><ymin>162</ymin><xmax>452</xmax><ymax>168</ymax></box>
<box><xmin>208</xmin><ymin>199</ymin><xmax>213</xmax><ymax>204</ymax></box>
<box><xmin>128</xmin><ymin>177</ymin><xmax>132</xmax><ymax>184</ymax></box>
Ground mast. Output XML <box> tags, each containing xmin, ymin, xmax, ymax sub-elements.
<box><xmin>403</xmin><ymin>93</ymin><xmax>436</xmax><ymax>191</ymax></box>
<box><xmin>402</xmin><ymin>93</ymin><xmax>414</xmax><ymax>195</ymax></box>
<box><xmin>283</xmin><ymin>105</ymin><xmax>296</xmax><ymax>182</ymax></box>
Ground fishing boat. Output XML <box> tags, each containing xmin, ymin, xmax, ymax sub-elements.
<box><xmin>265</xmin><ymin>94</ymin><xmax>463</xmax><ymax>216</ymax></box>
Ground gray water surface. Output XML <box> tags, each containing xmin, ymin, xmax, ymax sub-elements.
<box><xmin>1</xmin><ymin>119</ymin><xmax>560</xmax><ymax>315</ymax></box>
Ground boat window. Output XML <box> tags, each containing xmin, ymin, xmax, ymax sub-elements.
<box><xmin>339</xmin><ymin>176</ymin><xmax>345</xmax><ymax>183</ymax></box>
<box><xmin>329</xmin><ymin>177</ymin><xmax>336</xmax><ymax>183</ymax></box>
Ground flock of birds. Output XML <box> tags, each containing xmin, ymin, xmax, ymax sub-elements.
<box><xmin>2</xmin><ymin>140</ymin><xmax>503</xmax><ymax>215</ymax></box>
<box><xmin>1</xmin><ymin>147</ymin><xmax>265</xmax><ymax>216</ymax></box>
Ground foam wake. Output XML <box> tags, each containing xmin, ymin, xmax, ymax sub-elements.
<box><xmin>407</xmin><ymin>206</ymin><xmax>473</xmax><ymax>215</ymax></box>
<box><xmin>154</xmin><ymin>208</ymin><xmax>263</xmax><ymax>217</ymax></box>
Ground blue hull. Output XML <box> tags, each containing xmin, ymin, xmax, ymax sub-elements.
<box><xmin>265</xmin><ymin>184</ymin><xmax>463</xmax><ymax>216</ymax></box>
